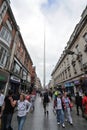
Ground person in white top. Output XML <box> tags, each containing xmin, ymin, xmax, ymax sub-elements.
<box><xmin>17</xmin><ymin>93</ymin><xmax>31</xmax><ymax>130</ymax></box>
<box><xmin>0</xmin><ymin>90</ymin><xmax>5</xmax><ymax>114</ymax></box>
<box><xmin>56</xmin><ymin>92</ymin><xmax>65</xmax><ymax>128</ymax></box>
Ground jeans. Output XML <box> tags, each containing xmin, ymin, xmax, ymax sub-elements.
<box><xmin>17</xmin><ymin>116</ymin><xmax>26</xmax><ymax>130</ymax></box>
<box><xmin>56</xmin><ymin>109</ymin><xmax>64</xmax><ymax>124</ymax></box>
<box><xmin>1</xmin><ymin>113</ymin><xmax>13</xmax><ymax>130</ymax></box>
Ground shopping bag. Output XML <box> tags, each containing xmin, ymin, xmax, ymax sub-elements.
<box><xmin>69</xmin><ymin>102</ymin><xmax>73</xmax><ymax>108</ymax></box>
<box><xmin>0</xmin><ymin>118</ymin><xmax>1</xmax><ymax>130</ymax></box>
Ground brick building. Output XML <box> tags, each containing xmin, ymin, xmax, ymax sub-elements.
<box><xmin>0</xmin><ymin>0</ymin><xmax>36</xmax><ymax>94</ymax></box>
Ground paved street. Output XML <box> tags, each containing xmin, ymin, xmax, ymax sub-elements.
<box><xmin>12</xmin><ymin>95</ymin><xmax>87</xmax><ymax>130</ymax></box>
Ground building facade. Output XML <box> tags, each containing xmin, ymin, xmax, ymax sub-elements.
<box><xmin>0</xmin><ymin>0</ymin><xmax>35</xmax><ymax>94</ymax></box>
<box><xmin>35</xmin><ymin>76</ymin><xmax>42</xmax><ymax>90</ymax></box>
<box><xmin>51</xmin><ymin>6</ymin><xmax>87</xmax><ymax>94</ymax></box>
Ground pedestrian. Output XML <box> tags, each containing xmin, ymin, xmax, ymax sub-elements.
<box><xmin>75</xmin><ymin>92</ymin><xmax>83</xmax><ymax>116</ymax></box>
<box><xmin>0</xmin><ymin>90</ymin><xmax>5</xmax><ymax>129</ymax></box>
<box><xmin>1</xmin><ymin>89</ymin><xmax>16</xmax><ymax>130</ymax></box>
<box><xmin>82</xmin><ymin>92</ymin><xmax>87</xmax><ymax>119</ymax></box>
<box><xmin>17</xmin><ymin>93</ymin><xmax>31</xmax><ymax>130</ymax></box>
<box><xmin>53</xmin><ymin>92</ymin><xmax>57</xmax><ymax>114</ymax></box>
<box><xmin>0</xmin><ymin>90</ymin><xmax>5</xmax><ymax>112</ymax></box>
<box><xmin>43</xmin><ymin>89</ymin><xmax>50</xmax><ymax>115</ymax></box>
<box><xmin>30</xmin><ymin>92</ymin><xmax>35</xmax><ymax>112</ymax></box>
<box><xmin>56</xmin><ymin>92</ymin><xmax>65</xmax><ymax>128</ymax></box>
<box><xmin>62</xmin><ymin>92</ymin><xmax>73</xmax><ymax>125</ymax></box>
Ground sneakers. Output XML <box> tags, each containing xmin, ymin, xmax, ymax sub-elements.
<box><xmin>57</xmin><ymin>122</ymin><xmax>60</xmax><ymax>125</ymax></box>
<box><xmin>70</xmin><ymin>122</ymin><xmax>73</xmax><ymax>125</ymax></box>
<box><xmin>62</xmin><ymin>123</ymin><xmax>65</xmax><ymax>128</ymax></box>
<box><xmin>57</xmin><ymin>122</ymin><xmax>65</xmax><ymax>128</ymax></box>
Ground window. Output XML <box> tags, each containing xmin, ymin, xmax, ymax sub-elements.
<box><xmin>22</xmin><ymin>70</ymin><xmax>27</xmax><ymax>80</ymax></box>
<box><xmin>0</xmin><ymin>1</ymin><xmax>8</xmax><ymax>24</ymax></box>
<box><xmin>68</xmin><ymin>67</ymin><xmax>71</xmax><ymax>77</ymax></box>
<box><xmin>14</xmin><ymin>63</ymin><xmax>21</xmax><ymax>75</ymax></box>
<box><xmin>0</xmin><ymin>26</ymin><xmax>12</xmax><ymax>46</ymax></box>
<box><xmin>75</xmin><ymin>45</ymin><xmax>80</xmax><ymax>53</ymax></box>
<box><xmin>65</xmin><ymin>70</ymin><xmax>67</xmax><ymax>79</ymax></box>
<box><xmin>6</xmin><ymin>20</ymin><xmax>12</xmax><ymax>31</ymax></box>
<box><xmin>0</xmin><ymin>45</ymin><xmax>8</xmax><ymax>67</ymax></box>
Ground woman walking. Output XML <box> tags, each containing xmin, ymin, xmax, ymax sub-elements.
<box><xmin>17</xmin><ymin>93</ymin><xmax>31</xmax><ymax>130</ymax></box>
<box><xmin>62</xmin><ymin>92</ymin><xmax>73</xmax><ymax>125</ymax></box>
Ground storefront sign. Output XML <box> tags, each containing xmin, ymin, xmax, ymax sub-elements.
<box><xmin>65</xmin><ymin>82</ymin><xmax>74</xmax><ymax>87</ymax></box>
<box><xmin>10</xmin><ymin>75</ymin><xmax>20</xmax><ymax>83</ymax></box>
<box><xmin>74</xmin><ymin>80</ymin><xmax>80</xmax><ymax>85</ymax></box>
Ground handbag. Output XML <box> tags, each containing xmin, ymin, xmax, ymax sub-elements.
<box><xmin>69</xmin><ymin>102</ymin><xmax>73</xmax><ymax>108</ymax></box>
<box><xmin>0</xmin><ymin>118</ymin><xmax>1</xmax><ymax>129</ymax></box>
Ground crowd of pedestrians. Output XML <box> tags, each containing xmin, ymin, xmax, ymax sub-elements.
<box><xmin>0</xmin><ymin>88</ymin><xmax>36</xmax><ymax>130</ymax></box>
<box><xmin>53</xmin><ymin>89</ymin><xmax>87</xmax><ymax>128</ymax></box>
<box><xmin>0</xmin><ymin>86</ymin><xmax>87</xmax><ymax>130</ymax></box>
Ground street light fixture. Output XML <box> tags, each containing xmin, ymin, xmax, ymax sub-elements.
<box><xmin>83</xmin><ymin>32</ymin><xmax>87</xmax><ymax>42</ymax></box>
<box><xmin>65</xmin><ymin>49</ymin><xmax>76</xmax><ymax>55</ymax></box>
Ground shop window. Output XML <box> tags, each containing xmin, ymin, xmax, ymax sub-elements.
<box><xmin>13</xmin><ymin>63</ymin><xmax>21</xmax><ymax>75</ymax></box>
<box><xmin>22</xmin><ymin>70</ymin><xmax>27</xmax><ymax>80</ymax></box>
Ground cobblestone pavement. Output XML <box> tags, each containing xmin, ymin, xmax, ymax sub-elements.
<box><xmin>12</xmin><ymin>95</ymin><xmax>87</xmax><ymax>130</ymax></box>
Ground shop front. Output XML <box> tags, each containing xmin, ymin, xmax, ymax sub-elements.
<box><xmin>21</xmin><ymin>80</ymin><xmax>31</xmax><ymax>92</ymax></box>
<box><xmin>0</xmin><ymin>69</ymin><xmax>9</xmax><ymax>90</ymax></box>
<box><xmin>79</xmin><ymin>76</ymin><xmax>87</xmax><ymax>93</ymax></box>
<box><xmin>21</xmin><ymin>80</ymin><xmax>27</xmax><ymax>92</ymax></box>
<box><xmin>64</xmin><ymin>82</ymin><xmax>74</xmax><ymax>95</ymax></box>
<box><xmin>10</xmin><ymin>75</ymin><xmax>21</xmax><ymax>94</ymax></box>
<box><xmin>73</xmin><ymin>79</ymin><xmax>80</xmax><ymax>93</ymax></box>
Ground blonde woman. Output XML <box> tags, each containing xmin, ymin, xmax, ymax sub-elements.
<box><xmin>17</xmin><ymin>93</ymin><xmax>31</xmax><ymax>130</ymax></box>
<box><xmin>62</xmin><ymin>92</ymin><xmax>73</xmax><ymax>125</ymax></box>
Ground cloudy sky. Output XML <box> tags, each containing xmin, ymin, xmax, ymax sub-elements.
<box><xmin>10</xmin><ymin>0</ymin><xmax>87</xmax><ymax>86</ymax></box>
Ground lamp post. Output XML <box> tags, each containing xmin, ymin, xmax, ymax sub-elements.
<box><xmin>83</xmin><ymin>32</ymin><xmax>87</xmax><ymax>42</ymax></box>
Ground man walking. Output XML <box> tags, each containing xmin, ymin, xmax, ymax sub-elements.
<box><xmin>75</xmin><ymin>92</ymin><xmax>83</xmax><ymax>116</ymax></box>
<box><xmin>1</xmin><ymin>89</ymin><xmax>16</xmax><ymax>130</ymax></box>
<box><xmin>43</xmin><ymin>89</ymin><xmax>49</xmax><ymax>115</ymax></box>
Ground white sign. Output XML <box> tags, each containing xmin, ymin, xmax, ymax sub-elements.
<box><xmin>11</xmin><ymin>75</ymin><xmax>20</xmax><ymax>83</ymax></box>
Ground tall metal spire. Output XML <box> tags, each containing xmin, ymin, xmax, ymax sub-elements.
<box><xmin>43</xmin><ymin>23</ymin><xmax>46</xmax><ymax>88</ymax></box>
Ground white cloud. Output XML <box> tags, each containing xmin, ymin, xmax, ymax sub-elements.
<box><xmin>11</xmin><ymin>0</ymin><xmax>87</xmax><ymax>86</ymax></box>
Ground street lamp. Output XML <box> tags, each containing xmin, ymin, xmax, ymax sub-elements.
<box><xmin>83</xmin><ymin>32</ymin><xmax>87</xmax><ymax>42</ymax></box>
<box><xmin>65</xmin><ymin>49</ymin><xmax>77</xmax><ymax>55</ymax></box>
